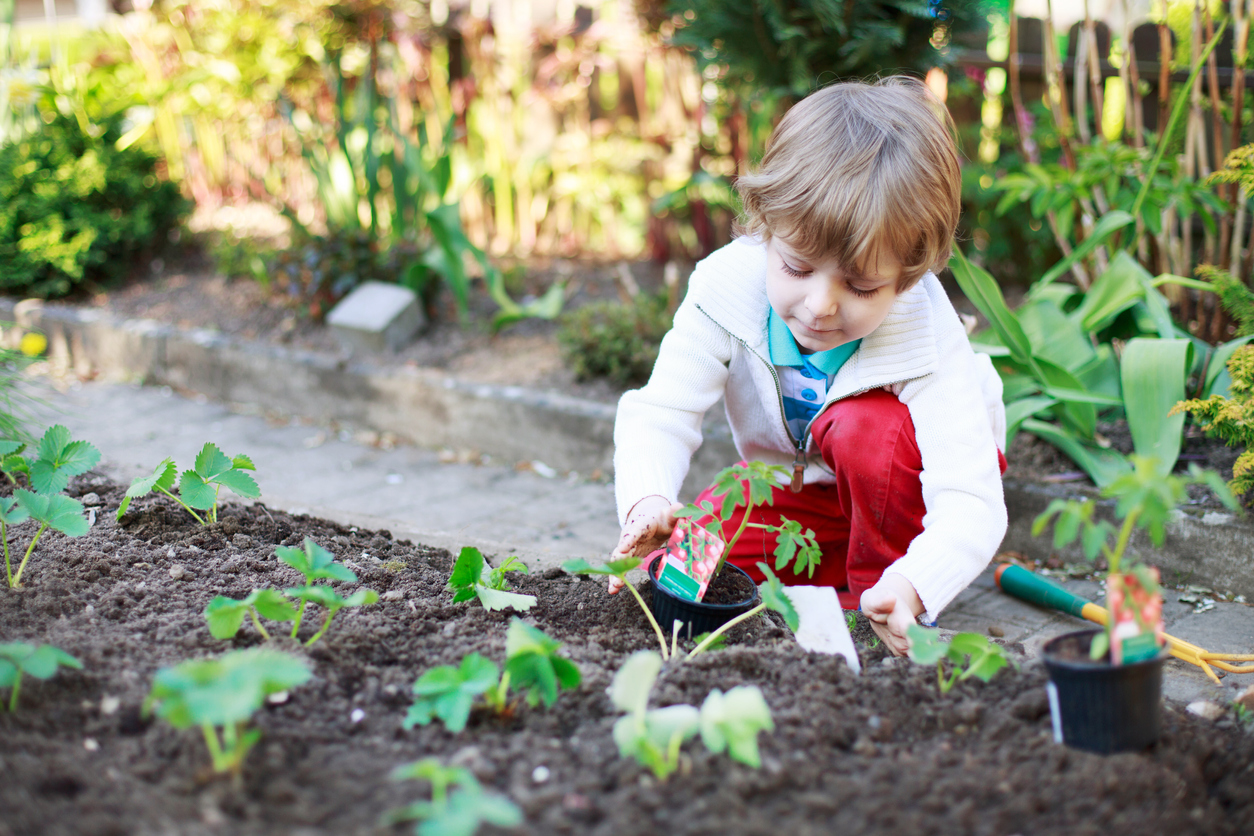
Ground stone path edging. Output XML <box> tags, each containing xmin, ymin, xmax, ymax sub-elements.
<box><xmin>6</xmin><ymin>298</ymin><xmax>1253</xmax><ymax>596</ymax></box>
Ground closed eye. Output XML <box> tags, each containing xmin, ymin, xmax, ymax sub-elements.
<box><xmin>780</xmin><ymin>259</ymin><xmax>810</xmax><ymax>278</ymax></box>
<box><xmin>849</xmin><ymin>284</ymin><xmax>879</xmax><ymax>299</ymax></box>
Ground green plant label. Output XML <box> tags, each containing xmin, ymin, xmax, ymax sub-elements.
<box><xmin>1119</xmin><ymin>632</ymin><xmax>1162</xmax><ymax>664</ymax></box>
<box><xmin>657</xmin><ymin>560</ymin><xmax>702</xmax><ymax>602</ymax></box>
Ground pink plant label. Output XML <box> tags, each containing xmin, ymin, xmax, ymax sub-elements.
<box><xmin>655</xmin><ymin>519</ymin><xmax>725</xmax><ymax>602</ymax></box>
<box><xmin>1108</xmin><ymin>568</ymin><xmax>1165</xmax><ymax>665</ymax></box>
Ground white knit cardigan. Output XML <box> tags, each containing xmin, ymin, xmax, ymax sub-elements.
<box><xmin>613</xmin><ymin>237</ymin><xmax>1008</xmax><ymax>619</ymax></box>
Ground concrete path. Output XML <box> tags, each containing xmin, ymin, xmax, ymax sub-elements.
<box><xmin>40</xmin><ymin>380</ymin><xmax>1254</xmax><ymax>708</ymax></box>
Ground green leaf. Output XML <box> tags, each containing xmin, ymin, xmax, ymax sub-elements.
<box><xmin>205</xmin><ymin>596</ymin><xmax>251</xmax><ymax>639</ymax></box>
<box><xmin>178</xmin><ymin>470</ymin><xmax>217</xmax><ymax>510</ymax></box>
<box><xmin>0</xmin><ymin>496</ymin><xmax>30</xmax><ymax>526</ymax></box>
<box><xmin>145</xmin><ymin>648</ymin><xmax>311</xmax><ymax>729</ymax></box>
<box><xmin>699</xmin><ymin>685</ymin><xmax>773</xmax><ymax>768</ymax></box>
<box><xmin>252</xmin><ymin>589</ymin><xmax>299</xmax><ymax>621</ymax></box>
<box><xmin>1021</xmin><ymin>419</ymin><xmax>1131</xmax><ymax>488</ymax></box>
<box><xmin>448</xmin><ymin>547</ymin><xmax>485</xmax><ymax>591</ymax></box>
<box><xmin>561</xmin><ymin>556</ymin><xmax>641</xmax><ymax>578</ymax></box>
<box><xmin>118</xmin><ymin>459</ymin><xmax>178</xmax><ymax>520</ymax></box>
<box><xmin>1072</xmin><ymin>251</ymin><xmax>1150</xmax><ymax>334</ymax></box>
<box><xmin>214</xmin><ymin>469</ymin><xmax>260</xmax><ymax>499</ymax></box>
<box><xmin>906</xmin><ymin>624</ymin><xmax>949</xmax><ymax>666</ymax></box>
<box><xmin>1121</xmin><ymin>338</ymin><xmax>1192</xmax><ymax>473</ymax></box>
<box><xmin>406</xmin><ymin>653</ymin><xmax>500</xmax><ymax>732</ymax></box>
<box><xmin>13</xmin><ymin>490</ymin><xmax>89</xmax><ymax>536</ymax></box>
<box><xmin>194</xmin><ymin>443</ymin><xmax>234</xmax><ymax>480</ymax></box>
<box><xmin>1037</xmin><ymin>210</ymin><xmax>1134</xmax><ymax>287</ymax></box>
<box><xmin>756</xmin><ymin>563</ymin><xmax>799</xmax><ymax>632</ymax></box>
<box><xmin>950</xmin><ymin>246</ymin><xmax>1035</xmax><ymax>367</ymax></box>
<box><xmin>29</xmin><ymin>426</ymin><xmax>100</xmax><ymax>495</ymax></box>
<box><xmin>276</xmin><ymin>538</ymin><xmax>356</xmax><ymax>584</ymax></box>
<box><xmin>0</xmin><ymin>441</ymin><xmax>23</xmax><ymax>457</ymax></box>
<box><xmin>231</xmin><ymin>455</ymin><xmax>256</xmax><ymax>471</ymax></box>
<box><xmin>14</xmin><ymin>644</ymin><xmax>81</xmax><ymax>679</ymax></box>
<box><xmin>609</xmin><ymin>650</ymin><xmax>661</xmax><ymax>716</ymax></box>
<box><xmin>475</xmin><ymin>586</ymin><xmax>537</xmax><ymax>612</ymax></box>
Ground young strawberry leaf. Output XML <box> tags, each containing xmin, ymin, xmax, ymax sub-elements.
<box><xmin>29</xmin><ymin>425</ymin><xmax>100</xmax><ymax>495</ymax></box>
<box><xmin>560</xmin><ymin>555</ymin><xmax>642</xmax><ymax>578</ymax></box>
<box><xmin>284</xmin><ymin>584</ymin><xmax>379</xmax><ymax>646</ymax></box>
<box><xmin>205</xmin><ymin>589</ymin><xmax>298</xmax><ymax>641</ymax></box>
<box><xmin>503</xmin><ymin>618</ymin><xmax>581</xmax><ymax>707</ymax></box>
<box><xmin>178</xmin><ymin>443</ymin><xmax>260</xmax><ymax>522</ymax></box>
<box><xmin>276</xmin><ymin>537</ymin><xmax>356</xmax><ymax>584</ymax></box>
<box><xmin>906</xmin><ymin>624</ymin><xmax>950</xmax><ymax>666</ymax></box>
<box><xmin>117</xmin><ymin>458</ymin><xmax>180</xmax><ymax>521</ymax></box>
<box><xmin>0</xmin><ymin>642</ymin><xmax>82</xmax><ymax>711</ymax></box>
<box><xmin>405</xmin><ymin>653</ymin><xmax>501</xmax><ymax>733</ymax></box>
<box><xmin>950</xmin><ymin>633</ymin><xmax>1012</xmax><ymax>683</ymax></box>
<box><xmin>8</xmin><ymin>489</ymin><xmax>90</xmax><ymax>587</ymax></box>
<box><xmin>698</xmin><ymin>685</ymin><xmax>774</xmax><ymax>768</ymax></box>
<box><xmin>385</xmin><ymin>758</ymin><xmax>522</xmax><ymax>835</ymax></box>
<box><xmin>447</xmin><ymin>547</ymin><xmax>536</xmax><ymax>611</ymax></box>
<box><xmin>144</xmin><ymin>648</ymin><xmax>311</xmax><ymax>774</ymax></box>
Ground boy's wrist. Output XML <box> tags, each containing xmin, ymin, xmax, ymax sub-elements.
<box><xmin>625</xmin><ymin>494</ymin><xmax>675</xmax><ymax>522</ymax></box>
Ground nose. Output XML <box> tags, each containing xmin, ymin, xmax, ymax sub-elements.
<box><xmin>804</xmin><ymin>281</ymin><xmax>839</xmax><ymax>318</ymax></box>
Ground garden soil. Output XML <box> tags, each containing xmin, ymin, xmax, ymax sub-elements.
<box><xmin>3</xmin><ymin>476</ymin><xmax>1254</xmax><ymax>836</ymax></box>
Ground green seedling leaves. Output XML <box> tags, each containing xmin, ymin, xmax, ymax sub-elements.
<box><xmin>448</xmin><ymin>547</ymin><xmax>535</xmax><ymax>612</ymax></box>
<box><xmin>143</xmin><ymin>648</ymin><xmax>310</xmax><ymax>774</ymax></box>
<box><xmin>698</xmin><ymin>685</ymin><xmax>774</xmax><ymax>768</ymax></box>
<box><xmin>756</xmin><ymin>563</ymin><xmax>799</xmax><ymax>632</ymax></box>
<box><xmin>13</xmin><ymin>490</ymin><xmax>90</xmax><ymax>536</ymax></box>
<box><xmin>405</xmin><ymin>653</ymin><xmax>502</xmax><ymax>733</ymax></box>
<box><xmin>772</xmin><ymin>517</ymin><xmax>822</xmax><ymax>578</ymax></box>
<box><xmin>0</xmin><ymin>642</ymin><xmax>82</xmax><ymax>711</ymax></box>
<box><xmin>180</xmin><ymin>442</ymin><xmax>260</xmax><ymax>511</ymax></box>
<box><xmin>0</xmin><ymin>496</ymin><xmax>30</xmax><ymax>526</ymax></box>
<box><xmin>205</xmin><ymin>589</ymin><xmax>298</xmax><ymax>640</ymax></box>
<box><xmin>560</xmin><ymin>555</ymin><xmax>642</xmax><ymax>578</ymax></box>
<box><xmin>117</xmin><ymin>458</ymin><xmax>177</xmax><ymax>521</ymax></box>
<box><xmin>610</xmin><ymin>652</ymin><xmax>698</xmax><ymax>780</ymax></box>
<box><xmin>503</xmin><ymin>618</ymin><xmax>580</xmax><ymax>707</ymax></box>
<box><xmin>385</xmin><ymin>757</ymin><xmax>522</xmax><ymax>836</ymax></box>
<box><xmin>7</xmin><ymin>489</ymin><xmax>90</xmax><ymax>587</ymax></box>
<box><xmin>277</xmin><ymin>537</ymin><xmax>357</xmax><ymax>584</ymax></box>
<box><xmin>907</xmin><ymin>625</ymin><xmax>1013</xmax><ymax>694</ymax></box>
<box><xmin>29</xmin><ymin>425</ymin><xmax>100</xmax><ymax>495</ymax></box>
<box><xmin>609</xmin><ymin>649</ymin><xmax>661</xmax><ymax>717</ymax></box>
<box><xmin>284</xmin><ymin>584</ymin><xmax>378</xmax><ymax>646</ymax></box>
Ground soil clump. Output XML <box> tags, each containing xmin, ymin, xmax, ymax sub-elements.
<box><xmin>2</xmin><ymin>475</ymin><xmax>1253</xmax><ymax>835</ymax></box>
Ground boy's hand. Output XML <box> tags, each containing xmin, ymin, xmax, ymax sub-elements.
<box><xmin>607</xmin><ymin>496</ymin><xmax>684</xmax><ymax>594</ymax></box>
<box><xmin>860</xmin><ymin>573</ymin><xmax>925</xmax><ymax>656</ymax></box>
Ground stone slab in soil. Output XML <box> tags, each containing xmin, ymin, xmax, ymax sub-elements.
<box><xmin>2</xmin><ymin>476</ymin><xmax>1254</xmax><ymax>835</ymax></box>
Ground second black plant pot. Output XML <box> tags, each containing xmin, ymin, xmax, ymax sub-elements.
<box><xmin>1041</xmin><ymin>628</ymin><xmax>1170</xmax><ymax>755</ymax></box>
<box><xmin>646</xmin><ymin>555</ymin><xmax>760</xmax><ymax>641</ymax></box>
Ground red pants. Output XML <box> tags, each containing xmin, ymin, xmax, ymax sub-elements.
<box><xmin>695</xmin><ymin>389</ymin><xmax>1005</xmax><ymax>609</ymax></box>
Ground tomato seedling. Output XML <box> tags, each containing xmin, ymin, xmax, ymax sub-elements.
<box><xmin>144</xmin><ymin>648</ymin><xmax>311</xmax><ymax>775</ymax></box>
<box><xmin>0</xmin><ymin>642</ymin><xmax>82</xmax><ymax>711</ymax></box>
<box><xmin>383</xmin><ymin>758</ymin><xmax>522</xmax><ymax>836</ymax></box>
<box><xmin>118</xmin><ymin>443</ymin><xmax>259</xmax><ymax>525</ymax></box>
<box><xmin>906</xmin><ymin>625</ymin><xmax>1014</xmax><ymax>694</ymax></box>
<box><xmin>685</xmin><ymin>563</ymin><xmax>799</xmax><ymax>660</ymax></box>
<box><xmin>610</xmin><ymin>650</ymin><xmax>774</xmax><ymax>780</ymax></box>
<box><xmin>447</xmin><ymin>546</ymin><xmax>535</xmax><ymax>612</ymax></box>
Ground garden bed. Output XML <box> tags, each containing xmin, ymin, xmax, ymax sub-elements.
<box><xmin>2</xmin><ymin>476</ymin><xmax>1254</xmax><ymax>835</ymax></box>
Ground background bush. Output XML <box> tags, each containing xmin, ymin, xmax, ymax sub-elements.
<box><xmin>0</xmin><ymin>111</ymin><xmax>189</xmax><ymax>298</ymax></box>
<box><xmin>557</xmin><ymin>293</ymin><xmax>674</xmax><ymax>387</ymax></box>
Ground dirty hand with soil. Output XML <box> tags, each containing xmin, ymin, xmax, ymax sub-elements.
<box><xmin>607</xmin><ymin>495</ymin><xmax>684</xmax><ymax>594</ymax></box>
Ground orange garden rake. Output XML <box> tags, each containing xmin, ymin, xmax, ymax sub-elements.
<box><xmin>995</xmin><ymin>563</ymin><xmax>1254</xmax><ymax>685</ymax></box>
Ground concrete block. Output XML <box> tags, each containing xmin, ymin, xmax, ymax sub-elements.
<box><xmin>326</xmin><ymin>282</ymin><xmax>425</xmax><ymax>353</ymax></box>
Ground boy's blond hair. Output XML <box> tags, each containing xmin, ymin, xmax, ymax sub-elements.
<box><xmin>737</xmin><ymin>76</ymin><xmax>961</xmax><ymax>290</ymax></box>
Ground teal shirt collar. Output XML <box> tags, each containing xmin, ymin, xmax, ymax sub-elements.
<box><xmin>767</xmin><ymin>308</ymin><xmax>860</xmax><ymax>375</ymax></box>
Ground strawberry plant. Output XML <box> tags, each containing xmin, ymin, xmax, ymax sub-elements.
<box><xmin>383</xmin><ymin>758</ymin><xmax>522</xmax><ymax>836</ymax></box>
<box><xmin>610</xmin><ymin>649</ymin><xmax>773</xmax><ymax>779</ymax></box>
<box><xmin>118</xmin><ymin>443</ymin><xmax>259</xmax><ymax>525</ymax></box>
<box><xmin>204</xmin><ymin>538</ymin><xmax>377</xmax><ymax>646</ymax></box>
<box><xmin>405</xmin><ymin>620</ymin><xmax>580</xmax><ymax>732</ymax></box>
<box><xmin>447</xmin><ymin>546</ymin><xmax>535</xmax><ymax>612</ymax></box>
<box><xmin>0</xmin><ymin>642</ymin><xmax>82</xmax><ymax>711</ymax></box>
<box><xmin>4</xmin><ymin>489</ymin><xmax>90</xmax><ymax>588</ymax></box>
<box><xmin>906</xmin><ymin>625</ymin><xmax>1013</xmax><ymax>694</ymax></box>
<box><xmin>143</xmin><ymin>648</ymin><xmax>311</xmax><ymax>775</ymax></box>
<box><xmin>0</xmin><ymin>426</ymin><xmax>101</xmax><ymax>494</ymax></box>
<box><xmin>405</xmin><ymin>653</ymin><xmax>504</xmax><ymax>733</ymax></box>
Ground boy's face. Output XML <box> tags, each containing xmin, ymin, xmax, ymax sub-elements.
<box><xmin>765</xmin><ymin>237</ymin><xmax>903</xmax><ymax>354</ymax></box>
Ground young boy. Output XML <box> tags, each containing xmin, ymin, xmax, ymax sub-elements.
<box><xmin>607</xmin><ymin>77</ymin><xmax>1008</xmax><ymax>656</ymax></box>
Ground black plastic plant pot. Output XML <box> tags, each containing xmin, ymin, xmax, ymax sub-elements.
<box><xmin>646</xmin><ymin>555</ymin><xmax>761</xmax><ymax>642</ymax></box>
<box><xmin>1041</xmin><ymin>628</ymin><xmax>1170</xmax><ymax>755</ymax></box>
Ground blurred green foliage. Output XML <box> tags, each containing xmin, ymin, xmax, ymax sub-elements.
<box><xmin>0</xmin><ymin>110</ymin><xmax>188</xmax><ymax>297</ymax></box>
<box><xmin>557</xmin><ymin>292</ymin><xmax>673</xmax><ymax>386</ymax></box>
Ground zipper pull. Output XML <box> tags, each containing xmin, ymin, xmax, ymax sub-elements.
<box><xmin>790</xmin><ymin>447</ymin><xmax>806</xmax><ymax>493</ymax></box>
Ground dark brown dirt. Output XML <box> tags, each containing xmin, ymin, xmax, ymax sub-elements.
<box><xmin>2</xmin><ymin>475</ymin><xmax>1253</xmax><ymax>835</ymax></box>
